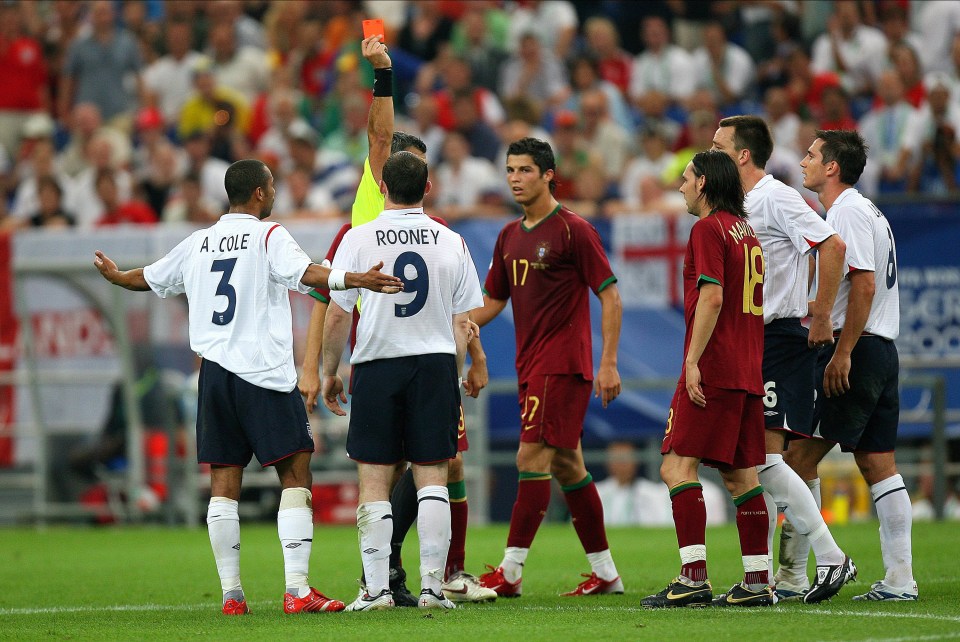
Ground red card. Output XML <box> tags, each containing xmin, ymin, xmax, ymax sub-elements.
<box><xmin>362</xmin><ymin>19</ymin><xmax>385</xmax><ymax>42</ymax></box>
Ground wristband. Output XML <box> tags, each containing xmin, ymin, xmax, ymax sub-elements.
<box><xmin>327</xmin><ymin>268</ymin><xmax>347</xmax><ymax>291</ymax></box>
<box><xmin>373</xmin><ymin>67</ymin><xmax>393</xmax><ymax>97</ymax></box>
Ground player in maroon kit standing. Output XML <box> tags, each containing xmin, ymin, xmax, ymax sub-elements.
<box><xmin>641</xmin><ymin>150</ymin><xmax>775</xmax><ymax>608</ymax></box>
<box><xmin>475</xmin><ymin>137</ymin><xmax>624</xmax><ymax>597</ymax></box>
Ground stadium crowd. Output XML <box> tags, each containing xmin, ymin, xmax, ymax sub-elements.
<box><xmin>2</xmin><ymin>0</ymin><xmax>960</xmax><ymax>234</ymax></box>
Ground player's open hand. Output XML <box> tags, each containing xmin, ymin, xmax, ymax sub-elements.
<box><xmin>594</xmin><ymin>363</ymin><xmax>621</xmax><ymax>408</ymax></box>
<box><xmin>357</xmin><ymin>261</ymin><xmax>404</xmax><ymax>293</ymax></box>
<box><xmin>299</xmin><ymin>369</ymin><xmax>321</xmax><ymax>412</ymax></box>
<box><xmin>361</xmin><ymin>35</ymin><xmax>391</xmax><ymax>69</ymax></box>
<box><xmin>321</xmin><ymin>374</ymin><xmax>347</xmax><ymax>416</ymax></box>
<box><xmin>685</xmin><ymin>363</ymin><xmax>706</xmax><ymax>407</ymax></box>
<box><xmin>823</xmin><ymin>352</ymin><xmax>851</xmax><ymax>398</ymax></box>
<box><xmin>93</xmin><ymin>250</ymin><xmax>119</xmax><ymax>282</ymax></box>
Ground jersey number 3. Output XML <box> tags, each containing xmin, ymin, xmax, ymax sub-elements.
<box><xmin>211</xmin><ymin>258</ymin><xmax>237</xmax><ymax>326</ymax></box>
<box><xmin>394</xmin><ymin>251</ymin><xmax>429</xmax><ymax>317</ymax></box>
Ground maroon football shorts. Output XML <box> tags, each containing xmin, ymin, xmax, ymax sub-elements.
<box><xmin>517</xmin><ymin>374</ymin><xmax>591</xmax><ymax>450</ymax></box>
<box><xmin>661</xmin><ymin>382</ymin><xmax>765</xmax><ymax>469</ymax></box>
<box><xmin>457</xmin><ymin>403</ymin><xmax>468</xmax><ymax>452</ymax></box>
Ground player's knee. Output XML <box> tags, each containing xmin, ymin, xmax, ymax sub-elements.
<box><xmin>447</xmin><ymin>454</ymin><xmax>464</xmax><ymax>481</ymax></box>
<box><xmin>853</xmin><ymin>453</ymin><xmax>897</xmax><ymax>486</ymax></box>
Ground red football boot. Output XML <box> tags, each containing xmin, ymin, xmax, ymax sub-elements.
<box><xmin>284</xmin><ymin>587</ymin><xmax>346</xmax><ymax>613</ymax></box>
<box><xmin>561</xmin><ymin>573</ymin><xmax>625</xmax><ymax>596</ymax></box>
<box><xmin>222</xmin><ymin>598</ymin><xmax>249</xmax><ymax>615</ymax></box>
<box><xmin>478</xmin><ymin>565</ymin><xmax>522</xmax><ymax>597</ymax></box>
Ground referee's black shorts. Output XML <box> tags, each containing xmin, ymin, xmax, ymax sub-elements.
<box><xmin>814</xmin><ymin>336</ymin><xmax>900</xmax><ymax>453</ymax></box>
<box><xmin>196</xmin><ymin>359</ymin><xmax>314</xmax><ymax>467</ymax></box>
<box><xmin>763</xmin><ymin>318</ymin><xmax>818</xmax><ymax>438</ymax></box>
<box><xmin>347</xmin><ymin>353</ymin><xmax>460</xmax><ymax>465</ymax></box>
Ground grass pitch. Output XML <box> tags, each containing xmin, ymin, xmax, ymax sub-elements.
<box><xmin>0</xmin><ymin>520</ymin><xmax>958</xmax><ymax>641</ymax></box>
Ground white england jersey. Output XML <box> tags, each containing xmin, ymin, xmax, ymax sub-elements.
<box><xmin>826</xmin><ymin>188</ymin><xmax>900</xmax><ymax>340</ymax></box>
<box><xmin>143</xmin><ymin>213</ymin><xmax>313</xmax><ymax>391</ymax></box>
<box><xmin>746</xmin><ymin>174</ymin><xmax>836</xmax><ymax>324</ymax></box>
<box><xmin>329</xmin><ymin>208</ymin><xmax>483</xmax><ymax>364</ymax></box>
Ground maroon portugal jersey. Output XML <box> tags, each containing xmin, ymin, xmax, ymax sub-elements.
<box><xmin>485</xmin><ymin>205</ymin><xmax>617</xmax><ymax>380</ymax></box>
<box><xmin>681</xmin><ymin>210</ymin><xmax>764</xmax><ymax>394</ymax></box>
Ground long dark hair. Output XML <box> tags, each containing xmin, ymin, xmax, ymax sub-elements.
<box><xmin>691</xmin><ymin>150</ymin><xmax>747</xmax><ymax>218</ymax></box>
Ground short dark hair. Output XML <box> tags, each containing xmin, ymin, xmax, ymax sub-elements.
<box><xmin>224</xmin><ymin>159</ymin><xmax>269</xmax><ymax>206</ymax></box>
<box><xmin>391</xmin><ymin>131</ymin><xmax>426</xmax><ymax>155</ymax></box>
<box><xmin>691</xmin><ymin>150</ymin><xmax>747</xmax><ymax>218</ymax></box>
<box><xmin>382</xmin><ymin>151</ymin><xmax>428</xmax><ymax>205</ymax></box>
<box><xmin>718</xmin><ymin>115</ymin><xmax>773</xmax><ymax>169</ymax></box>
<box><xmin>506</xmin><ymin>137</ymin><xmax>556</xmax><ymax>193</ymax></box>
<box><xmin>815</xmin><ymin>129</ymin><xmax>868</xmax><ymax>185</ymax></box>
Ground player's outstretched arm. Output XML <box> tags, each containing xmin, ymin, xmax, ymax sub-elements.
<box><xmin>684</xmin><ymin>282</ymin><xmax>723</xmax><ymax>408</ymax></box>
<box><xmin>299</xmin><ymin>299</ymin><xmax>328</xmax><ymax>412</ymax></box>
<box><xmin>595</xmin><ymin>284</ymin><xmax>622</xmax><ymax>408</ymax></box>
<box><xmin>93</xmin><ymin>251</ymin><xmax>151</xmax><ymax>291</ymax></box>
<box><xmin>471</xmin><ymin>295</ymin><xmax>507</xmax><ymax>327</ymax></box>
<box><xmin>808</xmin><ymin>233</ymin><xmax>846</xmax><ymax>347</ymax></box>
<box><xmin>362</xmin><ymin>34</ymin><xmax>393</xmax><ymax>184</ymax></box>
<box><xmin>300</xmin><ymin>261</ymin><xmax>402</xmax><ymax>293</ymax></box>
<box><xmin>321</xmin><ymin>302</ymin><xmax>352</xmax><ymax>416</ymax></box>
<box><xmin>464</xmin><ymin>327</ymin><xmax>488</xmax><ymax>399</ymax></box>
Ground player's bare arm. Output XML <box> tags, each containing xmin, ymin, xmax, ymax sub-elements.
<box><xmin>824</xmin><ymin>269</ymin><xmax>874</xmax><ymax>398</ymax></box>
<box><xmin>300</xmin><ymin>260</ymin><xmax>402</xmax><ymax>293</ymax></box>
<box><xmin>808</xmin><ymin>233</ymin><xmax>847</xmax><ymax>348</ymax></box>
<box><xmin>320</xmin><ymin>302</ymin><xmax>352</xmax><ymax>416</ymax></box>
<box><xmin>299</xmin><ymin>299</ymin><xmax>328</xmax><ymax>412</ymax></box>
<box><xmin>472</xmin><ymin>295</ymin><xmax>507</xmax><ymax>327</ymax></box>
<box><xmin>362</xmin><ymin>34</ymin><xmax>393</xmax><ymax>183</ymax></box>
<box><xmin>464</xmin><ymin>331</ymin><xmax>488</xmax><ymax>399</ymax></box>
<box><xmin>595</xmin><ymin>284</ymin><xmax>622</xmax><ymax>408</ymax></box>
<box><xmin>684</xmin><ymin>282</ymin><xmax>723</xmax><ymax>408</ymax></box>
<box><xmin>453</xmin><ymin>311</ymin><xmax>472</xmax><ymax>376</ymax></box>
<box><xmin>93</xmin><ymin>251</ymin><xmax>151</xmax><ymax>291</ymax></box>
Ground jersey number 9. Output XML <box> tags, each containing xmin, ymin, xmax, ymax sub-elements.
<box><xmin>394</xmin><ymin>251</ymin><xmax>429</xmax><ymax>317</ymax></box>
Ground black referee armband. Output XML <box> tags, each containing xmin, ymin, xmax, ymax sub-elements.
<box><xmin>373</xmin><ymin>67</ymin><xmax>393</xmax><ymax>97</ymax></box>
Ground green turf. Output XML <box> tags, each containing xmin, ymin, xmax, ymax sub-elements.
<box><xmin>0</xmin><ymin>521</ymin><xmax>958</xmax><ymax>640</ymax></box>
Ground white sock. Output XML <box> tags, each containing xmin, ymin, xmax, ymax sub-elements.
<box><xmin>871</xmin><ymin>474</ymin><xmax>914</xmax><ymax>587</ymax></box>
<box><xmin>501</xmin><ymin>547</ymin><xmax>529</xmax><ymax>583</ymax></box>
<box><xmin>416</xmin><ymin>485</ymin><xmax>451</xmax><ymax>594</ymax></box>
<box><xmin>760</xmin><ymin>456</ymin><xmax>844</xmax><ymax>566</ymax></box>
<box><xmin>777</xmin><ymin>477</ymin><xmax>820</xmax><ymax>581</ymax></box>
<box><xmin>586</xmin><ymin>549</ymin><xmax>619</xmax><ymax>582</ymax></box>
<box><xmin>207</xmin><ymin>497</ymin><xmax>242</xmax><ymax>597</ymax></box>
<box><xmin>278</xmin><ymin>487</ymin><xmax>313</xmax><ymax>598</ymax></box>
<box><xmin>357</xmin><ymin>501</ymin><xmax>392</xmax><ymax>595</ymax></box>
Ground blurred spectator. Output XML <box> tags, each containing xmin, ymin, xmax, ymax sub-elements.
<box><xmin>95</xmin><ymin>170</ymin><xmax>157</xmax><ymax>226</ymax></box>
<box><xmin>397</xmin><ymin>0</ymin><xmax>453</xmax><ymax>64</ymax></box>
<box><xmin>272</xmin><ymin>166</ymin><xmax>338</xmax><ymax>219</ymax></box>
<box><xmin>507</xmin><ymin>0</ymin><xmax>578</xmax><ymax>62</ymax></box>
<box><xmin>262</xmin><ymin>0</ymin><xmax>309</xmax><ymax>69</ymax></box>
<box><xmin>434</xmin><ymin>130</ymin><xmax>506</xmax><ymax>221</ymax></box>
<box><xmin>137</xmin><ymin>139</ymin><xmax>184</xmax><ymax>219</ymax></box>
<box><xmin>564</xmin><ymin>54</ymin><xmax>633</xmax><ymax>133</ymax></box>
<box><xmin>284</xmin><ymin>120</ymin><xmax>359</xmax><ymax>212</ymax></box>
<box><xmin>72</xmin><ymin>135</ymin><xmax>134</xmax><ymax>228</ymax></box>
<box><xmin>161</xmin><ymin>171</ymin><xmax>220</xmax><ymax>224</ymax></box>
<box><xmin>785</xmin><ymin>47</ymin><xmax>842</xmax><ymax>120</ymax></box>
<box><xmin>664</xmin><ymin>0</ymin><xmax>717</xmax><ymax>51</ymax></box>
<box><xmin>142</xmin><ymin>18</ymin><xmax>203</xmax><ymax>127</ymax></box>
<box><xmin>736</xmin><ymin>0</ymin><xmax>793</xmax><ymax>63</ymax></box>
<box><xmin>910</xmin><ymin>72</ymin><xmax>960</xmax><ymax>194</ymax></box>
<box><xmin>629</xmin><ymin>15</ymin><xmax>695</xmax><ymax>117</ymax></box>
<box><xmin>948</xmin><ymin>34</ymin><xmax>960</xmax><ymax>101</ymax></box>
<box><xmin>563</xmin><ymin>164</ymin><xmax>612</xmax><ymax>219</ymax></box>
<box><xmin>859</xmin><ymin>69</ymin><xmax>923</xmax><ymax>195</ymax></box>
<box><xmin>9</xmin><ymin>133</ymin><xmax>78</xmax><ymax>225</ymax></box>
<box><xmin>581</xmin><ymin>15</ymin><xmax>632</xmax><ymax>96</ymax></box>
<box><xmin>913</xmin><ymin>0</ymin><xmax>960</xmax><ymax>74</ymax></box>
<box><xmin>177</xmin><ymin>56</ymin><xmax>251</xmax><ymax>141</ymax></box>
<box><xmin>255</xmin><ymin>88</ymin><xmax>312</xmax><ymax>170</ymax></box>
<box><xmin>28</xmin><ymin>175</ymin><xmax>75</xmax><ymax>229</ymax></box>
<box><xmin>449</xmin><ymin>3</ymin><xmax>509</xmax><ymax>93</ymax></box>
<box><xmin>550</xmin><ymin>109</ymin><xmax>603</xmax><ymax>202</ymax></box>
<box><xmin>661</xmin><ymin>109</ymin><xmax>717</xmax><ymax>191</ymax></box>
<box><xmin>182</xmin><ymin>130</ymin><xmax>229</xmax><ymax>210</ymax></box>
<box><xmin>578</xmin><ymin>89</ymin><xmax>632</xmax><ymax>184</ymax></box>
<box><xmin>818</xmin><ymin>85</ymin><xmax>858</xmax><ymax>132</ymax></box>
<box><xmin>0</xmin><ymin>1</ymin><xmax>49</xmax><ymax>159</ymax></box>
<box><xmin>58</xmin><ymin>103</ymin><xmax>132</xmax><ymax>179</ymax></box>
<box><xmin>59</xmin><ymin>1</ymin><xmax>143</xmax><ymax>131</ymax></box>
<box><xmin>756</xmin><ymin>9</ymin><xmax>802</xmax><ymax>93</ymax></box>
<box><xmin>879</xmin><ymin>5</ymin><xmax>924</xmax><ymax>67</ymax></box>
<box><xmin>401</xmin><ymin>93</ymin><xmax>445</xmax><ymax>167</ymax></box>
<box><xmin>614</xmin><ymin>124</ymin><xmax>676</xmax><ymax>214</ymax></box>
<box><xmin>206</xmin><ymin>21</ymin><xmax>269</xmax><ymax>99</ymax></box>
<box><xmin>450</xmin><ymin>89</ymin><xmax>501</xmax><ymax>164</ymax></box>
<box><xmin>499</xmin><ymin>31</ymin><xmax>570</xmax><ymax>112</ymax></box>
<box><xmin>889</xmin><ymin>42</ymin><xmax>926</xmax><ymax>109</ymax></box>
<box><xmin>420</xmin><ymin>54</ymin><xmax>505</xmax><ymax>130</ymax></box>
<box><xmin>763</xmin><ymin>86</ymin><xmax>800</xmax><ymax>152</ymax></box>
<box><xmin>206</xmin><ymin>0</ymin><xmax>267</xmax><ymax>51</ymax></box>
<box><xmin>810</xmin><ymin>1</ymin><xmax>887</xmax><ymax>98</ymax></box>
<box><xmin>691</xmin><ymin>21</ymin><xmax>756</xmax><ymax>112</ymax></box>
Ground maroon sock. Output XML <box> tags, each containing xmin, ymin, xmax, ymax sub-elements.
<box><xmin>562</xmin><ymin>477</ymin><xmax>609</xmax><ymax>554</ymax></box>
<box><xmin>445</xmin><ymin>499</ymin><xmax>468</xmax><ymax>579</ymax></box>
<box><xmin>735</xmin><ymin>489</ymin><xmax>770</xmax><ymax>586</ymax></box>
<box><xmin>506</xmin><ymin>476</ymin><xmax>551</xmax><ymax>549</ymax></box>
<box><xmin>671</xmin><ymin>482</ymin><xmax>707</xmax><ymax>583</ymax></box>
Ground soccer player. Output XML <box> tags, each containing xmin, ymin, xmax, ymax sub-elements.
<box><xmin>93</xmin><ymin>159</ymin><xmax>402</xmax><ymax>615</ymax></box>
<box><xmin>711</xmin><ymin>115</ymin><xmax>857</xmax><ymax>603</ymax></box>
<box><xmin>475</xmin><ymin>137</ymin><xmax>625</xmax><ymax>597</ymax></box>
<box><xmin>641</xmin><ymin>150</ymin><xmax>774</xmax><ymax>609</ymax></box>
<box><xmin>322</xmin><ymin>151</ymin><xmax>484</xmax><ymax>611</ymax></box>
<box><xmin>785</xmin><ymin>130</ymin><xmax>916</xmax><ymax>601</ymax></box>
<box><xmin>297</xmin><ymin>35</ymin><xmax>495</xmax><ymax>605</ymax></box>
